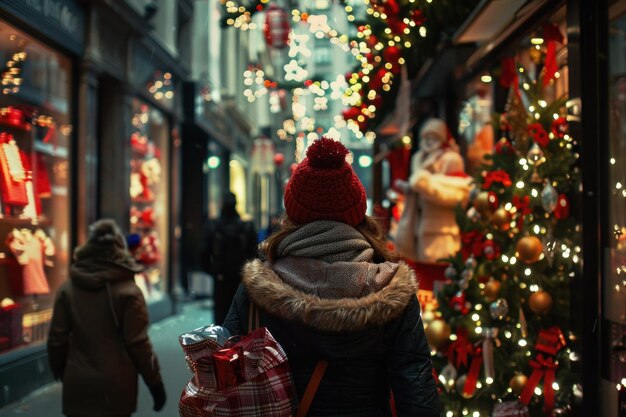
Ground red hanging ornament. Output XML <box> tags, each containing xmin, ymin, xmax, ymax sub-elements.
<box><xmin>483</xmin><ymin>239</ymin><xmax>501</xmax><ymax>261</ymax></box>
<box><xmin>499</xmin><ymin>57</ymin><xmax>521</xmax><ymax>99</ymax></box>
<box><xmin>342</xmin><ymin>106</ymin><xmax>360</xmax><ymax>121</ymax></box>
<box><xmin>449</xmin><ymin>291</ymin><xmax>471</xmax><ymax>315</ymax></box>
<box><xmin>369</xmin><ymin>68</ymin><xmax>387</xmax><ymax>91</ymax></box>
<box><xmin>411</xmin><ymin>10</ymin><xmax>425</xmax><ymax>26</ymax></box>
<box><xmin>264</xmin><ymin>5</ymin><xmax>290</xmax><ymax>49</ymax></box>
<box><xmin>384</xmin><ymin>45</ymin><xmax>402</xmax><ymax>63</ymax></box>
<box><xmin>366</xmin><ymin>34</ymin><xmax>379</xmax><ymax>48</ymax></box>
<box><xmin>273</xmin><ymin>153</ymin><xmax>284</xmax><ymax>167</ymax></box>
<box><xmin>551</xmin><ymin>116</ymin><xmax>568</xmax><ymax>138</ymax></box>
<box><xmin>495</xmin><ymin>138</ymin><xmax>515</xmax><ymax>155</ymax></box>
<box><xmin>554</xmin><ymin>194</ymin><xmax>570</xmax><ymax>219</ymax></box>
<box><xmin>527</xmin><ymin>123</ymin><xmax>549</xmax><ymax>147</ymax></box>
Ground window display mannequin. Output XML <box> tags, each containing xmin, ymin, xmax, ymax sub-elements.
<box><xmin>394</xmin><ymin>118</ymin><xmax>472</xmax><ymax>264</ymax></box>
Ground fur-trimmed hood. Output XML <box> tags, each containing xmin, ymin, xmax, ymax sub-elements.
<box><xmin>241</xmin><ymin>259</ymin><xmax>418</xmax><ymax>333</ymax></box>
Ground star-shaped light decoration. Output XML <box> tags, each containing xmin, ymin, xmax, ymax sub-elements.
<box><xmin>330</xmin><ymin>75</ymin><xmax>347</xmax><ymax>100</ymax></box>
<box><xmin>288</xmin><ymin>32</ymin><xmax>312</xmax><ymax>58</ymax></box>
<box><xmin>284</xmin><ymin>59</ymin><xmax>309</xmax><ymax>82</ymax></box>
<box><xmin>307</xmin><ymin>14</ymin><xmax>330</xmax><ymax>38</ymax></box>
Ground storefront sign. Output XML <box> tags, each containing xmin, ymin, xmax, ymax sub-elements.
<box><xmin>0</xmin><ymin>0</ymin><xmax>84</xmax><ymax>54</ymax></box>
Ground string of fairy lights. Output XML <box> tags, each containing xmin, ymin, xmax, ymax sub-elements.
<box><xmin>221</xmin><ymin>0</ymin><xmax>431</xmax><ymax>142</ymax></box>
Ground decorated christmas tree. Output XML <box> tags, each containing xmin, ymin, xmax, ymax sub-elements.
<box><xmin>428</xmin><ymin>30</ymin><xmax>582</xmax><ymax>417</ymax></box>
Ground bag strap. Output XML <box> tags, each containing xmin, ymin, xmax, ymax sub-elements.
<box><xmin>296</xmin><ymin>360</ymin><xmax>328</xmax><ymax>417</ymax></box>
<box><xmin>248</xmin><ymin>302</ymin><xmax>260</xmax><ymax>333</ymax></box>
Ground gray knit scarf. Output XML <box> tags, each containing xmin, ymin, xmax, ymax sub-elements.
<box><xmin>273</xmin><ymin>220</ymin><xmax>398</xmax><ymax>299</ymax></box>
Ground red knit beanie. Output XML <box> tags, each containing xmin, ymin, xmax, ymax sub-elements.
<box><xmin>284</xmin><ymin>137</ymin><xmax>367</xmax><ymax>226</ymax></box>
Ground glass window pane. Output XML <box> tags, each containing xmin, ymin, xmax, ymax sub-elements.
<box><xmin>607</xmin><ymin>7</ymin><xmax>626</xmax><ymax>322</ymax></box>
<box><xmin>129</xmin><ymin>99</ymin><xmax>169</xmax><ymax>303</ymax></box>
<box><xmin>0</xmin><ymin>19</ymin><xmax>72</xmax><ymax>354</ymax></box>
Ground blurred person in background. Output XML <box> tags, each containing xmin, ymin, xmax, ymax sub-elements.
<box><xmin>202</xmin><ymin>191</ymin><xmax>257</xmax><ymax>325</ymax></box>
<box><xmin>48</xmin><ymin>219</ymin><xmax>166</xmax><ymax>417</ymax></box>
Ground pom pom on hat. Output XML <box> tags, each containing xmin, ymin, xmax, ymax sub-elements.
<box><xmin>284</xmin><ymin>137</ymin><xmax>367</xmax><ymax>226</ymax></box>
<box><xmin>88</xmin><ymin>219</ymin><xmax>127</xmax><ymax>250</ymax></box>
<box><xmin>306</xmin><ymin>137</ymin><xmax>349</xmax><ymax>169</ymax></box>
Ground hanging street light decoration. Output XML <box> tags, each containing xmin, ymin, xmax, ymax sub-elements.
<box><xmin>264</xmin><ymin>4</ymin><xmax>291</xmax><ymax>49</ymax></box>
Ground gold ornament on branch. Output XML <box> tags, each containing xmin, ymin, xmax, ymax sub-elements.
<box><xmin>516</xmin><ymin>236</ymin><xmax>543</xmax><ymax>264</ymax></box>
<box><xmin>529</xmin><ymin>46</ymin><xmax>544</xmax><ymax>64</ymax></box>
<box><xmin>492</xmin><ymin>208</ymin><xmax>512</xmax><ymax>231</ymax></box>
<box><xmin>474</xmin><ymin>191</ymin><xmax>497</xmax><ymax>216</ymax></box>
<box><xmin>509</xmin><ymin>374</ymin><xmax>528</xmax><ymax>396</ymax></box>
<box><xmin>529</xmin><ymin>290</ymin><xmax>553</xmax><ymax>315</ymax></box>
<box><xmin>484</xmin><ymin>279</ymin><xmax>501</xmax><ymax>302</ymax></box>
<box><xmin>425</xmin><ymin>319</ymin><xmax>451</xmax><ymax>350</ymax></box>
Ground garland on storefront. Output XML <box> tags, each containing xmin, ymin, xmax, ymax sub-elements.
<box><xmin>220</xmin><ymin>0</ymin><xmax>479</xmax><ymax>139</ymax></box>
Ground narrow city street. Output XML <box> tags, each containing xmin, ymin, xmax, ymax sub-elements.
<box><xmin>0</xmin><ymin>301</ymin><xmax>214</xmax><ymax>417</ymax></box>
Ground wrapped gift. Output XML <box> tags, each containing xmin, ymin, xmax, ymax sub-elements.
<box><xmin>492</xmin><ymin>401</ymin><xmax>530</xmax><ymax>417</ymax></box>
<box><xmin>212</xmin><ymin>346</ymin><xmax>244</xmax><ymax>389</ymax></box>
<box><xmin>0</xmin><ymin>301</ymin><xmax>24</xmax><ymax>348</ymax></box>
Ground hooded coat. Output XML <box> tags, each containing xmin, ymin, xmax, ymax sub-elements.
<box><xmin>223</xmin><ymin>257</ymin><xmax>442</xmax><ymax>417</ymax></box>
<box><xmin>47</xmin><ymin>245</ymin><xmax>162</xmax><ymax>416</ymax></box>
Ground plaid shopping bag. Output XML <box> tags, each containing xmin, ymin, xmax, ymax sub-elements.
<box><xmin>179</xmin><ymin>326</ymin><xmax>297</xmax><ymax>417</ymax></box>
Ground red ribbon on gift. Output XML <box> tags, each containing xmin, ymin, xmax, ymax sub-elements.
<box><xmin>463</xmin><ymin>345</ymin><xmax>483</xmax><ymax>397</ymax></box>
<box><xmin>519</xmin><ymin>353</ymin><xmax>557</xmax><ymax>413</ymax></box>
<box><xmin>212</xmin><ymin>346</ymin><xmax>244</xmax><ymax>389</ymax></box>
<box><xmin>535</xmin><ymin>327</ymin><xmax>566</xmax><ymax>357</ymax></box>
<box><xmin>447</xmin><ymin>329</ymin><xmax>473</xmax><ymax>370</ymax></box>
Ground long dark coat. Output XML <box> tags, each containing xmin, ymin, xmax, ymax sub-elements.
<box><xmin>48</xmin><ymin>254</ymin><xmax>162</xmax><ymax>416</ymax></box>
<box><xmin>223</xmin><ymin>259</ymin><xmax>442</xmax><ymax>417</ymax></box>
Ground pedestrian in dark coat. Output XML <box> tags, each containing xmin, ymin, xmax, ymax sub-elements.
<box><xmin>47</xmin><ymin>219</ymin><xmax>166</xmax><ymax>417</ymax></box>
<box><xmin>223</xmin><ymin>138</ymin><xmax>442</xmax><ymax>417</ymax></box>
<box><xmin>202</xmin><ymin>192</ymin><xmax>257</xmax><ymax>324</ymax></box>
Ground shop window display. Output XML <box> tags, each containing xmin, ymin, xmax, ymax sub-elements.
<box><xmin>129</xmin><ymin>100</ymin><xmax>169</xmax><ymax>303</ymax></box>
<box><xmin>0</xmin><ymin>21</ymin><xmax>72</xmax><ymax>354</ymax></box>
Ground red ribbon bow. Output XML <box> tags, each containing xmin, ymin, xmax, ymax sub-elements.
<box><xmin>447</xmin><ymin>329</ymin><xmax>473</xmax><ymax>369</ymax></box>
<box><xmin>543</xmin><ymin>23</ymin><xmax>564</xmax><ymax>86</ymax></box>
<box><xmin>483</xmin><ymin>170</ymin><xmax>513</xmax><ymax>189</ymax></box>
<box><xmin>519</xmin><ymin>353</ymin><xmax>558</xmax><ymax>413</ymax></box>
<box><xmin>463</xmin><ymin>346</ymin><xmax>483</xmax><ymax>398</ymax></box>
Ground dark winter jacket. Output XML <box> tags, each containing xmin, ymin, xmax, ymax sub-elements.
<box><xmin>223</xmin><ymin>259</ymin><xmax>442</xmax><ymax>417</ymax></box>
<box><xmin>47</xmin><ymin>253</ymin><xmax>162</xmax><ymax>416</ymax></box>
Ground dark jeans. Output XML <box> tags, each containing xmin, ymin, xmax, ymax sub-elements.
<box><xmin>214</xmin><ymin>273</ymin><xmax>240</xmax><ymax>325</ymax></box>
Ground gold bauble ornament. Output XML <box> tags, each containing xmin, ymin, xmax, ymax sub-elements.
<box><xmin>509</xmin><ymin>374</ymin><xmax>529</xmax><ymax>396</ymax></box>
<box><xmin>425</xmin><ymin>319</ymin><xmax>451</xmax><ymax>350</ymax></box>
<box><xmin>529</xmin><ymin>46</ymin><xmax>543</xmax><ymax>64</ymax></box>
<box><xmin>474</xmin><ymin>191</ymin><xmax>496</xmax><ymax>216</ymax></box>
<box><xmin>529</xmin><ymin>290</ymin><xmax>553</xmax><ymax>315</ymax></box>
<box><xmin>516</xmin><ymin>236</ymin><xmax>543</xmax><ymax>264</ymax></box>
<box><xmin>422</xmin><ymin>310</ymin><xmax>436</xmax><ymax>324</ymax></box>
<box><xmin>492</xmin><ymin>208</ymin><xmax>512</xmax><ymax>231</ymax></box>
<box><xmin>484</xmin><ymin>279</ymin><xmax>501</xmax><ymax>302</ymax></box>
